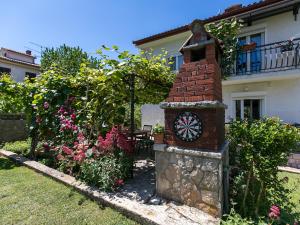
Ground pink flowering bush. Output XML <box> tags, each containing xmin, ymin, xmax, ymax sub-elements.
<box><xmin>48</xmin><ymin>124</ymin><xmax>134</xmax><ymax>189</ymax></box>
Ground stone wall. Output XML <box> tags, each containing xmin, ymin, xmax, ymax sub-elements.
<box><xmin>288</xmin><ymin>153</ymin><xmax>300</xmax><ymax>169</ymax></box>
<box><xmin>0</xmin><ymin>114</ymin><xmax>28</xmax><ymax>142</ymax></box>
<box><xmin>154</xmin><ymin>143</ymin><xmax>229</xmax><ymax>217</ymax></box>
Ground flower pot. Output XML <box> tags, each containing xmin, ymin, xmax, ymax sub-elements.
<box><xmin>241</xmin><ymin>42</ymin><xmax>257</xmax><ymax>51</ymax></box>
<box><xmin>153</xmin><ymin>133</ymin><xmax>164</xmax><ymax>144</ymax></box>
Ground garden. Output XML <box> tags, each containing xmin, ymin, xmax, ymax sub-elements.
<box><xmin>0</xmin><ymin>19</ymin><xmax>300</xmax><ymax>225</ymax></box>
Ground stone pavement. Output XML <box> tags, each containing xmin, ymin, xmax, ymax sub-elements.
<box><xmin>0</xmin><ymin>149</ymin><xmax>219</xmax><ymax>225</ymax></box>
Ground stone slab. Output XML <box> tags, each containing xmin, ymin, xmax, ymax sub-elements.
<box><xmin>153</xmin><ymin>142</ymin><xmax>229</xmax><ymax>160</ymax></box>
<box><xmin>278</xmin><ymin>166</ymin><xmax>300</xmax><ymax>174</ymax></box>
<box><xmin>160</xmin><ymin>101</ymin><xmax>227</xmax><ymax>109</ymax></box>
<box><xmin>0</xmin><ymin>149</ymin><xmax>219</xmax><ymax>225</ymax></box>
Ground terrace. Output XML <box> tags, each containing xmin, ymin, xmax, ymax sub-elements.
<box><xmin>231</xmin><ymin>38</ymin><xmax>300</xmax><ymax>76</ymax></box>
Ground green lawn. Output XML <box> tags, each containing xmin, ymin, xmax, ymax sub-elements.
<box><xmin>279</xmin><ymin>171</ymin><xmax>300</xmax><ymax>213</ymax></box>
<box><xmin>0</xmin><ymin>157</ymin><xmax>139</xmax><ymax>225</ymax></box>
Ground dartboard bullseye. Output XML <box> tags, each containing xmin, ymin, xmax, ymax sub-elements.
<box><xmin>173</xmin><ymin>112</ymin><xmax>202</xmax><ymax>142</ymax></box>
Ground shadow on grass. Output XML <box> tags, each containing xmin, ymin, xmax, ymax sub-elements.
<box><xmin>68</xmin><ymin>187</ymin><xmax>105</xmax><ymax>209</ymax></box>
<box><xmin>0</xmin><ymin>157</ymin><xmax>19</xmax><ymax>170</ymax></box>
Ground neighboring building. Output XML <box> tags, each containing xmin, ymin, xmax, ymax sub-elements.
<box><xmin>134</xmin><ymin>0</ymin><xmax>300</xmax><ymax>126</ymax></box>
<box><xmin>0</xmin><ymin>47</ymin><xmax>40</xmax><ymax>82</ymax></box>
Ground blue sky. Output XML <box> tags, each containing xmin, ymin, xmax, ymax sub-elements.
<box><xmin>1</xmin><ymin>0</ymin><xmax>256</xmax><ymax>61</ymax></box>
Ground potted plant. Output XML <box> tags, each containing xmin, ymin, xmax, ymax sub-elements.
<box><xmin>153</xmin><ymin>124</ymin><xmax>164</xmax><ymax>144</ymax></box>
<box><xmin>241</xmin><ymin>42</ymin><xmax>257</xmax><ymax>52</ymax></box>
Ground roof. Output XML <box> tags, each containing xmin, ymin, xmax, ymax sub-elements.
<box><xmin>0</xmin><ymin>56</ymin><xmax>40</xmax><ymax>69</ymax></box>
<box><xmin>1</xmin><ymin>47</ymin><xmax>36</xmax><ymax>59</ymax></box>
<box><xmin>133</xmin><ymin>0</ymin><xmax>287</xmax><ymax>46</ymax></box>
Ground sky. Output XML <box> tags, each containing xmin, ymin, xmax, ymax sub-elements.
<box><xmin>1</xmin><ymin>0</ymin><xmax>256</xmax><ymax>61</ymax></box>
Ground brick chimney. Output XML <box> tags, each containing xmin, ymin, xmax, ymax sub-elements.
<box><xmin>161</xmin><ymin>19</ymin><xmax>225</xmax><ymax>151</ymax></box>
<box><xmin>154</xmin><ymin>20</ymin><xmax>229</xmax><ymax>217</ymax></box>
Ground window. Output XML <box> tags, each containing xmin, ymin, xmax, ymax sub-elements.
<box><xmin>168</xmin><ymin>54</ymin><xmax>184</xmax><ymax>71</ymax></box>
<box><xmin>234</xmin><ymin>99</ymin><xmax>263</xmax><ymax>120</ymax></box>
<box><xmin>25</xmin><ymin>72</ymin><xmax>36</xmax><ymax>82</ymax></box>
<box><xmin>0</xmin><ymin>67</ymin><xmax>11</xmax><ymax>75</ymax></box>
<box><xmin>236</xmin><ymin>32</ymin><xmax>264</xmax><ymax>74</ymax></box>
<box><xmin>168</xmin><ymin>56</ymin><xmax>176</xmax><ymax>71</ymax></box>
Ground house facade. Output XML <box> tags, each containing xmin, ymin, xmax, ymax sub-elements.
<box><xmin>0</xmin><ymin>47</ymin><xmax>40</xmax><ymax>82</ymax></box>
<box><xmin>133</xmin><ymin>0</ymin><xmax>300</xmax><ymax>126</ymax></box>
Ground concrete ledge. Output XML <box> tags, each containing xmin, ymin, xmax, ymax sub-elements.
<box><xmin>159</xmin><ymin>101</ymin><xmax>227</xmax><ymax>109</ymax></box>
<box><xmin>0</xmin><ymin>149</ymin><xmax>219</xmax><ymax>225</ymax></box>
<box><xmin>278</xmin><ymin>166</ymin><xmax>300</xmax><ymax>174</ymax></box>
<box><xmin>153</xmin><ymin>144</ymin><xmax>167</xmax><ymax>152</ymax></box>
<box><xmin>153</xmin><ymin>142</ymin><xmax>229</xmax><ymax>159</ymax></box>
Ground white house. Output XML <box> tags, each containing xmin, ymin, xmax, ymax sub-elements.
<box><xmin>0</xmin><ymin>47</ymin><xmax>40</xmax><ymax>82</ymax></box>
<box><xmin>133</xmin><ymin>0</ymin><xmax>300</xmax><ymax>126</ymax></box>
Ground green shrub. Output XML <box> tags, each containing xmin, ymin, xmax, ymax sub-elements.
<box><xmin>79</xmin><ymin>150</ymin><xmax>133</xmax><ymax>191</ymax></box>
<box><xmin>221</xmin><ymin>209</ymin><xmax>267</xmax><ymax>225</ymax></box>
<box><xmin>227</xmin><ymin>117</ymin><xmax>300</xmax><ymax>219</ymax></box>
<box><xmin>3</xmin><ymin>139</ymin><xmax>31</xmax><ymax>156</ymax></box>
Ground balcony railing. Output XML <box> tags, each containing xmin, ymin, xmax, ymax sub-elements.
<box><xmin>231</xmin><ymin>38</ymin><xmax>300</xmax><ymax>76</ymax></box>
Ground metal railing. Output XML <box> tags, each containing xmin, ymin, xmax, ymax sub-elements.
<box><xmin>231</xmin><ymin>38</ymin><xmax>300</xmax><ymax>76</ymax></box>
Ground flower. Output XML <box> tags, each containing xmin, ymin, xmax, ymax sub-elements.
<box><xmin>62</xmin><ymin>145</ymin><xmax>73</xmax><ymax>155</ymax></box>
<box><xmin>42</xmin><ymin>143</ymin><xmax>50</xmax><ymax>151</ymax></box>
<box><xmin>115</xmin><ymin>179</ymin><xmax>124</xmax><ymax>186</ymax></box>
<box><xmin>36</xmin><ymin>116</ymin><xmax>42</xmax><ymax>124</ymax></box>
<box><xmin>70</xmin><ymin>113</ymin><xmax>76</xmax><ymax>120</ymax></box>
<box><xmin>43</xmin><ymin>102</ymin><xmax>49</xmax><ymax>109</ymax></box>
<box><xmin>58</xmin><ymin>106</ymin><xmax>65</xmax><ymax>114</ymax></box>
<box><xmin>72</xmin><ymin>125</ymin><xmax>78</xmax><ymax>131</ymax></box>
<box><xmin>269</xmin><ymin>205</ymin><xmax>281</xmax><ymax>220</ymax></box>
<box><xmin>56</xmin><ymin>154</ymin><xmax>64</xmax><ymax>161</ymax></box>
<box><xmin>73</xmin><ymin>151</ymin><xmax>86</xmax><ymax>162</ymax></box>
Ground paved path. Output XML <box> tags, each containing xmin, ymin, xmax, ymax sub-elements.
<box><xmin>0</xmin><ymin>150</ymin><xmax>219</xmax><ymax>225</ymax></box>
<box><xmin>118</xmin><ymin>160</ymin><xmax>156</xmax><ymax>203</ymax></box>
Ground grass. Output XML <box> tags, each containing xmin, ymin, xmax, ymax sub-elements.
<box><xmin>279</xmin><ymin>171</ymin><xmax>300</xmax><ymax>213</ymax></box>
<box><xmin>2</xmin><ymin>139</ymin><xmax>30</xmax><ymax>156</ymax></box>
<box><xmin>0</xmin><ymin>156</ymin><xmax>139</xmax><ymax>225</ymax></box>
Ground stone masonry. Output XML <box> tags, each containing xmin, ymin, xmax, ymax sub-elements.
<box><xmin>288</xmin><ymin>153</ymin><xmax>300</xmax><ymax>169</ymax></box>
<box><xmin>155</xmin><ymin>143</ymin><xmax>228</xmax><ymax>217</ymax></box>
<box><xmin>0</xmin><ymin>114</ymin><xmax>28</xmax><ymax>142</ymax></box>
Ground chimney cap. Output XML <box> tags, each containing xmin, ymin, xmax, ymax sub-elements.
<box><xmin>25</xmin><ymin>50</ymin><xmax>32</xmax><ymax>55</ymax></box>
<box><xmin>189</xmin><ymin>19</ymin><xmax>205</xmax><ymax>35</ymax></box>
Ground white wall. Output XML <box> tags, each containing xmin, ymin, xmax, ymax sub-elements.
<box><xmin>139</xmin><ymin>31</ymin><xmax>191</xmax><ymax>57</ymax></box>
<box><xmin>261</xmin><ymin>11</ymin><xmax>300</xmax><ymax>43</ymax></box>
<box><xmin>142</xmin><ymin>77</ymin><xmax>300</xmax><ymax>127</ymax></box>
<box><xmin>0</xmin><ymin>61</ymin><xmax>40</xmax><ymax>82</ymax></box>
<box><xmin>139</xmin><ymin>10</ymin><xmax>300</xmax><ymax>126</ymax></box>
<box><xmin>223</xmin><ymin>78</ymin><xmax>300</xmax><ymax>124</ymax></box>
<box><xmin>139</xmin><ymin>11</ymin><xmax>300</xmax><ymax>56</ymax></box>
<box><xmin>141</xmin><ymin>104</ymin><xmax>165</xmax><ymax>127</ymax></box>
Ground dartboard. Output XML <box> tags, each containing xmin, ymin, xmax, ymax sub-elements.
<box><xmin>173</xmin><ymin>112</ymin><xmax>202</xmax><ymax>142</ymax></box>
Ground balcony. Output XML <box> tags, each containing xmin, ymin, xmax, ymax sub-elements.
<box><xmin>230</xmin><ymin>38</ymin><xmax>300</xmax><ymax>76</ymax></box>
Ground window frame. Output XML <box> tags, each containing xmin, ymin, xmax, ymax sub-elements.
<box><xmin>236</xmin><ymin>30</ymin><xmax>265</xmax><ymax>74</ymax></box>
<box><xmin>168</xmin><ymin>54</ymin><xmax>184</xmax><ymax>71</ymax></box>
<box><xmin>231</xmin><ymin>91</ymin><xmax>267</xmax><ymax>120</ymax></box>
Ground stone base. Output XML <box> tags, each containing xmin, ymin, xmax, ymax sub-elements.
<box><xmin>153</xmin><ymin>142</ymin><xmax>229</xmax><ymax>217</ymax></box>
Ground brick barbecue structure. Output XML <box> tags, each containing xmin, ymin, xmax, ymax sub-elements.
<box><xmin>153</xmin><ymin>20</ymin><xmax>229</xmax><ymax>217</ymax></box>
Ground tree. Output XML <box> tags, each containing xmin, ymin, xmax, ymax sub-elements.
<box><xmin>41</xmin><ymin>44</ymin><xmax>99</xmax><ymax>75</ymax></box>
<box><xmin>24</xmin><ymin>46</ymin><xmax>174</xmax><ymax>157</ymax></box>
